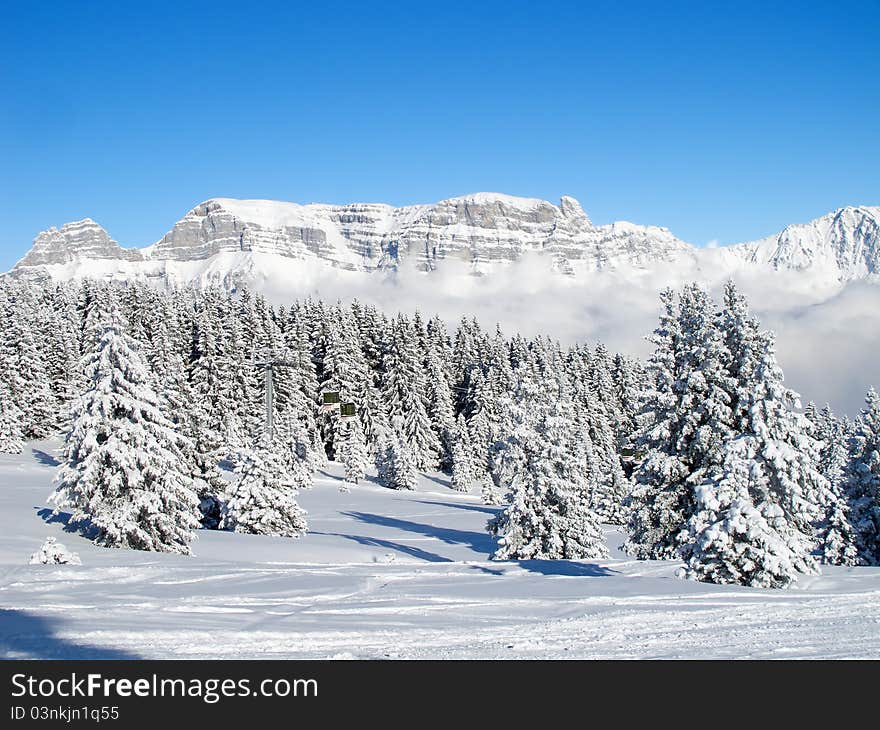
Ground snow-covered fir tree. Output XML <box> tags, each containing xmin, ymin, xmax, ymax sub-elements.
<box><xmin>339</xmin><ymin>419</ymin><xmax>369</xmax><ymax>486</ymax></box>
<box><xmin>221</xmin><ymin>437</ymin><xmax>308</xmax><ymax>537</ymax></box>
<box><xmin>0</xmin><ymin>383</ymin><xmax>24</xmax><ymax>454</ymax></box>
<box><xmin>678</xmin><ymin>284</ymin><xmax>824</xmax><ymax>586</ymax></box>
<box><xmin>626</xmin><ymin>286</ymin><xmax>735</xmax><ymax>559</ymax></box>
<box><xmin>382</xmin><ymin>316</ymin><xmax>440</xmax><ymax>470</ymax></box>
<box><xmin>488</xmin><ymin>387</ymin><xmax>608</xmax><ymax>561</ymax></box>
<box><xmin>480</xmin><ymin>473</ymin><xmax>503</xmax><ymax>505</ymax></box>
<box><xmin>806</xmin><ymin>403</ymin><xmax>859</xmax><ymax>565</ymax></box>
<box><xmin>450</xmin><ymin>414</ymin><xmax>476</xmax><ymax>492</ymax></box>
<box><xmin>845</xmin><ymin>388</ymin><xmax>880</xmax><ymax>565</ymax></box>
<box><xmin>376</xmin><ymin>435</ymin><xmax>420</xmax><ymax>491</ymax></box>
<box><xmin>49</xmin><ymin>312</ymin><xmax>200</xmax><ymax>554</ymax></box>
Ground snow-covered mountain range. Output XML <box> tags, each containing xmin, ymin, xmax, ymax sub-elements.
<box><xmin>8</xmin><ymin>193</ymin><xmax>880</xmax><ymax>289</ymax></box>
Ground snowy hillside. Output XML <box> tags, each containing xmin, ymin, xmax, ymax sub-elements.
<box><xmin>2</xmin><ymin>441</ymin><xmax>879</xmax><ymax>660</ymax></box>
<box><xmin>9</xmin><ymin>194</ymin><xmax>879</xmax><ymax>290</ymax></box>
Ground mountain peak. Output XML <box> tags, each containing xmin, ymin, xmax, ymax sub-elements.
<box><xmin>15</xmin><ymin>218</ymin><xmax>140</xmax><ymax>268</ymax></box>
<box><xmin>559</xmin><ymin>195</ymin><xmax>591</xmax><ymax>225</ymax></box>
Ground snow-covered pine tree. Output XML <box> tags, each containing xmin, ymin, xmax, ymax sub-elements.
<box><xmin>383</xmin><ymin>315</ymin><xmax>440</xmax><ymax>470</ymax></box>
<box><xmin>220</xmin><ymin>437</ymin><xmax>308</xmax><ymax>537</ymax></box>
<box><xmin>679</xmin><ymin>438</ymin><xmax>819</xmax><ymax>588</ymax></box>
<box><xmin>449</xmin><ymin>413</ymin><xmax>477</xmax><ymax>492</ymax></box>
<box><xmin>339</xmin><ymin>419</ymin><xmax>368</xmax><ymax>486</ymax></box>
<box><xmin>679</xmin><ymin>284</ymin><xmax>823</xmax><ymax>586</ymax></box>
<box><xmin>0</xmin><ymin>382</ymin><xmax>24</xmax><ymax>454</ymax></box>
<box><xmin>425</xmin><ymin>346</ymin><xmax>457</xmax><ymax>469</ymax></box>
<box><xmin>488</xmin><ymin>386</ymin><xmax>608</xmax><ymax>561</ymax></box>
<box><xmin>626</xmin><ymin>286</ymin><xmax>734</xmax><ymax>559</ymax></box>
<box><xmin>49</xmin><ymin>313</ymin><xmax>200</xmax><ymax>554</ymax></box>
<box><xmin>185</xmin><ymin>305</ymin><xmax>227</xmax><ymax>511</ymax></box>
<box><xmin>575</xmin><ymin>380</ymin><xmax>629</xmax><ymax>524</ymax></box>
<box><xmin>612</xmin><ymin>352</ymin><xmax>644</xmax><ymax>460</ymax></box>
<box><xmin>319</xmin><ymin>306</ymin><xmax>369</xmax><ymax>459</ymax></box>
<box><xmin>1</xmin><ymin>293</ymin><xmax>58</xmax><ymax>439</ymax></box>
<box><xmin>375</xmin><ymin>435</ymin><xmax>419</xmax><ymax>491</ymax></box>
<box><xmin>480</xmin><ymin>473</ymin><xmax>503</xmax><ymax>505</ymax></box>
<box><xmin>808</xmin><ymin>404</ymin><xmax>858</xmax><ymax>565</ymax></box>
<box><xmin>845</xmin><ymin>388</ymin><xmax>880</xmax><ymax>565</ymax></box>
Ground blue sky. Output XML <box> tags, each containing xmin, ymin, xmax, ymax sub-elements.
<box><xmin>1</xmin><ymin>1</ymin><xmax>877</xmax><ymax>270</ymax></box>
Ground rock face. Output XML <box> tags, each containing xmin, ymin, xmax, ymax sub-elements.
<box><xmin>141</xmin><ymin>193</ymin><xmax>694</xmax><ymax>275</ymax></box>
<box><xmin>7</xmin><ymin>194</ymin><xmax>880</xmax><ymax>289</ymax></box>
<box><xmin>16</xmin><ymin>219</ymin><xmax>143</xmax><ymax>267</ymax></box>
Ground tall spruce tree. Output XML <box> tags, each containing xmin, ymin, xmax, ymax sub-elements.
<box><xmin>626</xmin><ymin>286</ymin><xmax>734</xmax><ymax>559</ymax></box>
<box><xmin>678</xmin><ymin>285</ymin><xmax>824</xmax><ymax>586</ymax></box>
<box><xmin>49</xmin><ymin>313</ymin><xmax>200</xmax><ymax>554</ymax></box>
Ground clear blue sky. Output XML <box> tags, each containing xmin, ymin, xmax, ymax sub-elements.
<box><xmin>1</xmin><ymin>0</ymin><xmax>877</xmax><ymax>270</ymax></box>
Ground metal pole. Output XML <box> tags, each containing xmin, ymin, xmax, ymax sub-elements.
<box><xmin>265</xmin><ymin>365</ymin><xmax>274</xmax><ymax>442</ymax></box>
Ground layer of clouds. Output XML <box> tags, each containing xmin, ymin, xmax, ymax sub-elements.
<box><xmin>259</xmin><ymin>254</ymin><xmax>880</xmax><ymax>417</ymax></box>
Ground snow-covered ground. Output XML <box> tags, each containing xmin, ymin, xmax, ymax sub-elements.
<box><xmin>1</xmin><ymin>441</ymin><xmax>878</xmax><ymax>659</ymax></box>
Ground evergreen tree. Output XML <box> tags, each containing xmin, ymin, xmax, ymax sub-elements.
<box><xmin>808</xmin><ymin>404</ymin><xmax>858</xmax><ymax>565</ymax></box>
<box><xmin>488</xmin><ymin>393</ymin><xmax>608</xmax><ymax>560</ymax></box>
<box><xmin>679</xmin><ymin>286</ymin><xmax>823</xmax><ymax>586</ymax></box>
<box><xmin>221</xmin><ymin>438</ymin><xmax>308</xmax><ymax>537</ymax></box>
<box><xmin>376</xmin><ymin>435</ymin><xmax>419</xmax><ymax>491</ymax></box>
<box><xmin>49</xmin><ymin>314</ymin><xmax>200</xmax><ymax>554</ymax></box>
<box><xmin>450</xmin><ymin>414</ymin><xmax>476</xmax><ymax>492</ymax></box>
<box><xmin>0</xmin><ymin>383</ymin><xmax>24</xmax><ymax>454</ymax></box>
<box><xmin>1</xmin><ymin>298</ymin><xmax>58</xmax><ymax>439</ymax></box>
<box><xmin>339</xmin><ymin>419</ymin><xmax>369</xmax><ymax>486</ymax></box>
<box><xmin>425</xmin><ymin>346</ymin><xmax>457</xmax><ymax>469</ymax></box>
<box><xmin>480</xmin><ymin>473</ymin><xmax>503</xmax><ymax>505</ymax></box>
<box><xmin>626</xmin><ymin>286</ymin><xmax>734</xmax><ymax>559</ymax></box>
<box><xmin>845</xmin><ymin>388</ymin><xmax>880</xmax><ymax>565</ymax></box>
<box><xmin>383</xmin><ymin>316</ymin><xmax>440</xmax><ymax>470</ymax></box>
<box><xmin>679</xmin><ymin>440</ymin><xmax>818</xmax><ymax>588</ymax></box>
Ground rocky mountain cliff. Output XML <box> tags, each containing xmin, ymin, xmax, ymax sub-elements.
<box><xmin>9</xmin><ymin>193</ymin><xmax>880</xmax><ymax>289</ymax></box>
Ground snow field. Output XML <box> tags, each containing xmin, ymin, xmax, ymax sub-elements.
<box><xmin>1</xmin><ymin>442</ymin><xmax>878</xmax><ymax>659</ymax></box>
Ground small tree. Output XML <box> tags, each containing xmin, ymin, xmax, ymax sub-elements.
<box><xmin>221</xmin><ymin>438</ymin><xmax>308</xmax><ymax>537</ymax></box>
<box><xmin>376</xmin><ymin>436</ymin><xmax>419</xmax><ymax>491</ymax></box>
<box><xmin>340</xmin><ymin>419</ymin><xmax>368</xmax><ymax>487</ymax></box>
<box><xmin>480</xmin><ymin>473</ymin><xmax>503</xmax><ymax>505</ymax></box>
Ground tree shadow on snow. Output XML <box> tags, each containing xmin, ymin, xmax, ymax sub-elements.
<box><xmin>31</xmin><ymin>448</ymin><xmax>61</xmax><ymax>467</ymax></box>
<box><xmin>37</xmin><ymin>507</ymin><xmax>70</xmax><ymax>526</ymax></box>
<box><xmin>36</xmin><ymin>507</ymin><xmax>99</xmax><ymax>539</ymax></box>
<box><xmin>513</xmin><ymin>560</ymin><xmax>618</xmax><ymax>578</ymax></box>
<box><xmin>310</xmin><ymin>532</ymin><xmax>453</xmax><ymax>563</ymax></box>
<box><xmin>413</xmin><ymin>499</ymin><xmax>502</xmax><ymax>516</ymax></box>
<box><xmin>341</xmin><ymin>511</ymin><xmax>496</xmax><ymax>557</ymax></box>
<box><xmin>420</xmin><ymin>473</ymin><xmax>452</xmax><ymax>488</ymax></box>
<box><xmin>0</xmin><ymin>609</ymin><xmax>139</xmax><ymax>659</ymax></box>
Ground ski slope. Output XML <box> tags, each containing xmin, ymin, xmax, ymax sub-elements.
<box><xmin>1</xmin><ymin>441</ymin><xmax>878</xmax><ymax>659</ymax></box>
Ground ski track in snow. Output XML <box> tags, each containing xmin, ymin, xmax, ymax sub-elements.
<box><xmin>1</xmin><ymin>441</ymin><xmax>878</xmax><ymax>659</ymax></box>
